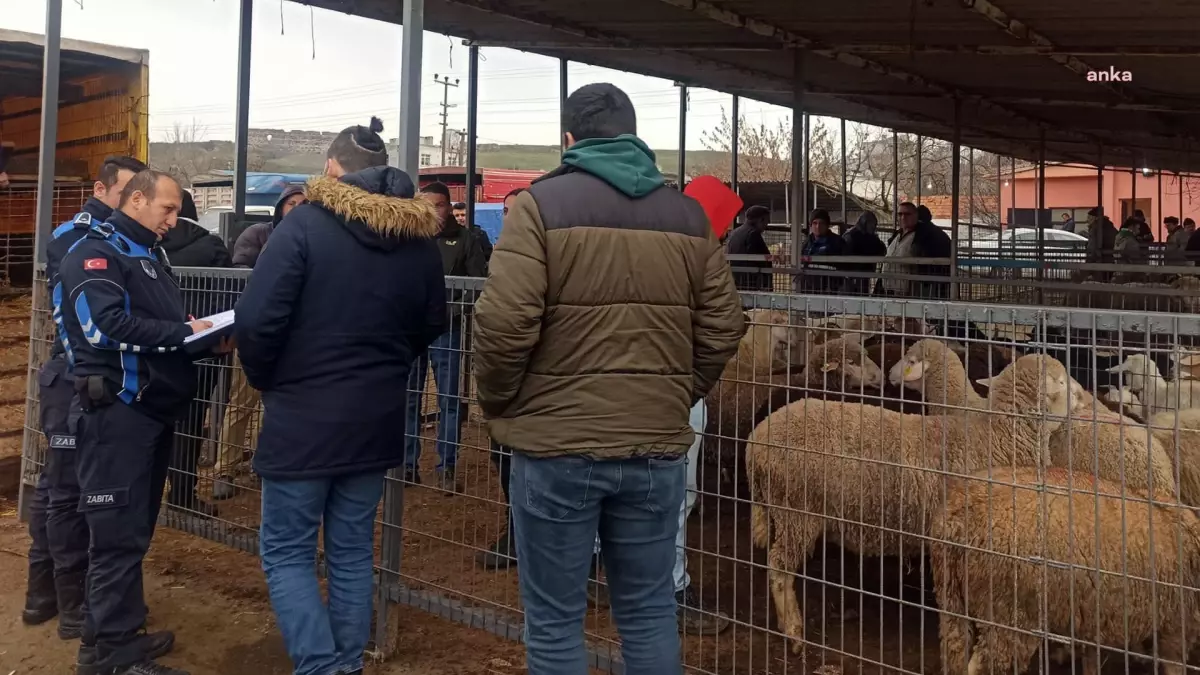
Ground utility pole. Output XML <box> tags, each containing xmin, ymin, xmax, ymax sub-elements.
<box><xmin>433</xmin><ymin>73</ymin><xmax>459</xmax><ymax>166</ymax></box>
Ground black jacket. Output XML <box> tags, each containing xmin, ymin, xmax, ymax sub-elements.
<box><xmin>236</xmin><ymin>167</ymin><xmax>446</xmax><ymax>480</ymax></box>
<box><xmin>842</xmin><ymin>214</ymin><xmax>887</xmax><ymax>295</ymax></box>
<box><xmin>887</xmin><ymin>220</ymin><xmax>951</xmax><ymax>299</ymax></box>
<box><xmin>47</xmin><ymin>197</ymin><xmax>113</xmax><ymax>359</ymax></box>
<box><xmin>58</xmin><ymin>211</ymin><xmax>197</xmax><ymax>422</ymax></box>
<box><xmin>436</xmin><ymin>220</ymin><xmax>489</xmax><ymax>320</ymax></box>
<box><xmin>799</xmin><ymin>232</ymin><xmax>846</xmax><ymax>294</ymax></box>
<box><xmin>233</xmin><ymin>186</ymin><xmax>305</xmax><ymax>268</ymax></box>
<box><xmin>725</xmin><ymin>223</ymin><xmax>772</xmax><ymax>291</ymax></box>
<box><xmin>159</xmin><ymin>220</ymin><xmax>232</xmax><ymax>268</ymax></box>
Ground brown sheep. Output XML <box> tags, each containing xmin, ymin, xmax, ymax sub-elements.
<box><xmin>745</xmin><ymin>354</ymin><xmax>1080</xmax><ymax>654</ymax></box>
<box><xmin>932</xmin><ymin>467</ymin><xmax>1200</xmax><ymax>675</ymax></box>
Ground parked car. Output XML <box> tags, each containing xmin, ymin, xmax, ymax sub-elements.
<box><xmin>965</xmin><ymin>227</ymin><xmax>1087</xmax><ymax>280</ymax></box>
<box><xmin>198</xmin><ymin>206</ymin><xmax>274</xmax><ymax>235</ymax></box>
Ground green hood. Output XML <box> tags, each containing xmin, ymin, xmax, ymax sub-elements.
<box><xmin>562</xmin><ymin>135</ymin><xmax>665</xmax><ymax>198</ymax></box>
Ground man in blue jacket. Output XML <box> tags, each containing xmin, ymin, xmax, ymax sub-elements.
<box><xmin>58</xmin><ymin>169</ymin><xmax>216</xmax><ymax>675</ymax></box>
<box><xmin>235</xmin><ymin>117</ymin><xmax>445</xmax><ymax>675</ymax></box>
<box><xmin>22</xmin><ymin>155</ymin><xmax>146</xmax><ymax>642</ymax></box>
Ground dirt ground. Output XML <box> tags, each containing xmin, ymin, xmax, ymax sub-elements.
<box><xmin>0</xmin><ymin>503</ymin><xmax>535</xmax><ymax>674</ymax></box>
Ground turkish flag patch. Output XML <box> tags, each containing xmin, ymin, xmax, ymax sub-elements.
<box><xmin>83</xmin><ymin>258</ymin><xmax>107</xmax><ymax>270</ymax></box>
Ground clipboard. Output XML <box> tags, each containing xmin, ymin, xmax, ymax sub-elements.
<box><xmin>183</xmin><ymin>310</ymin><xmax>235</xmax><ymax>354</ymax></box>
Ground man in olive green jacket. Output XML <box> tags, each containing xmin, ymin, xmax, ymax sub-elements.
<box><xmin>472</xmin><ymin>83</ymin><xmax>743</xmax><ymax>675</ymax></box>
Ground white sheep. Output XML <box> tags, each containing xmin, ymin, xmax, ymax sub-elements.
<box><xmin>932</xmin><ymin>467</ymin><xmax>1200</xmax><ymax>675</ymax></box>
<box><xmin>1148</xmin><ymin>408</ymin><xmax>1200</xmax><ymax>508</ymax></box>
<box><xmin>1109</xmin><ymin>353</ymin><xmax>1200</xmax><ymax>416</ymax></box>
<box><xmin>745</xmin><ymin>354</ymin><xmax>1080</xmax><ymax>654</ymax></box>
<box><xmin>897</xmin><ymin>341</ymin><xmax>1178</xmax><ymax>502</ymax></box>
<box><xmin>704</xmin><ymin>309</ymin><xmax>810</xmax><ymax>488</ymax></box>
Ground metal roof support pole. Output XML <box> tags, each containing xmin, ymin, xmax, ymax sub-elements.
<box><xmin>1132</xmin><ymin>165</ymin><xmax>1138</xmax><ymax>216</ymax></box>
<box><xmin>22</xmin><ymin>0</ymin><xmax>63</xmax><ymax>524</ymax></box>
<box><xmin>1180</xmin><ymin>170</ymin><xmax>1185</xmax><ymax>225</ymax></box>
<box><xmin>232</xmin><ymin>0</ymin><xmax>253</xmax><ymax>220</ymax></box>
<box><xmin>968</xmin><ymin>147</ymin><xmax>974</xmax><ymax>250</ymax></box>
<box><xmin>465</xmin><ymin>45</ymin><xmax>479</xmax><ymax>226</ymax></box>
<box><xmin>1097</xmin><ymin>145</ymin><xmax>1104</xmax><ymax>213</ymax></box>
<box><xmin>996</xmin><ymin>152</ymin><xmax>1002</xmax><ymax>228</ymax></box>
<box><xmin>1010</xmin><ymin>157</ymin><xmax>1016</xmax><ymax>227</ymax></box>
<box><xmin>559</xmin><ymin>58</ymin><xmax>568</xmax><ymax>147</ymax></box>
<box><xmin>916</xmin><ymin>135</ymin><xmax>923</xmax><ymax>203</ymax></box>
<box><xmin>893</xmin><ymin>131</ymin><xmax>899</xmax><ymax>226</ymax></box>
<box><xmin>805</xmin><ymin>114</ymin><xmax>813</xmax><ymax>218</ymax></box>
<box><xmin>1037</xmin><ymin>128</ymin><xmax>1046</xmax><ymax>305</ymax></box>
<box><xmin>1159</xmin><ymin>168</ymin><xmax>1164</xmax><ymax>239</ymax></box>
<box><xmin>378</xmin><ymin>0</ymin><xmax>424</xmax><ymax>654</ymax></box>
<box><xmin>790</xmin><ymin>49</ymin><xmax>806</xmax><ymax>269</ymax></box>
<box><xmin>394</xmin><ymin>0</ymin><xmax>424</xmax><ymax>176</ymax></box>
<box><xmin>730</xmin><ymin>95</ymin><xmax>739</xmax><ymax>193</ymax></box>
<box><xmin>32</xmin><ymin>0</ymin><xmax>62</xmax><ymax>268</ymax></box>
<box><xmin>840</xmin><ymin>118</ymin><xmax>847</xmax><ymax>226</ymax></box>
<box><xmin>950</xmin><ymin>99</ymin><xmax>961</xmax><ymax>301</ymax></box>
<box><xmin>677</xmin><ymin>84</ymin><xmax>687</xmax><ymax>189</ymax></box>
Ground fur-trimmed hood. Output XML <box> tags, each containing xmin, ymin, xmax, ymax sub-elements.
<box><xmin>305</xmin><ymin>166</ymin><xmax>441</xmax><ymax>248</ymax></box>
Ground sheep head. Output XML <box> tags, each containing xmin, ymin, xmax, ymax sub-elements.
<box><xmin>1172</xmin><ymin>351</ymin><xmax>1200</xmax><ymax>380</ymax></box>
<box><xmin>888</xmin><ymin>338</ymin><xmax>968</xmax><ymax>393</ymax></box>
<box><xmin>1106</xmin><ymin>354</ymin><xmax>1162</xmax><ymax>394</ymax></box>
<box><xmin>978</xmin><ymin>354</ymin><xmax>1082</xmax><ymax>425</ymax></box>
<box><xmin>741</xmin><ymin>310</ymin><xmax>809</xmax><ymax>373</ymax></box>
<box><xmin>806</xmin><ymin>333</ymin><xmax>884</xmax><ymax>389</ymax></box>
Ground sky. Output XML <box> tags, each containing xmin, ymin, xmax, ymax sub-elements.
<box><xmin>1</xmin><ymin>0</ymin><xmax>793</xmax><ymax>152</ymax></box>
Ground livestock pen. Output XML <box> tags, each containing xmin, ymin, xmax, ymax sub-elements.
<box><xmin>19</xmin><ymin>264</ymin><xmax>1200</xmax><ymax>675</ymax></box>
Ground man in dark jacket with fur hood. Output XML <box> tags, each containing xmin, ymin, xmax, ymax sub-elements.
<box><xmin>235</xmin><ymin>117</ymin><xmax>445</xmax><ymax>675</ymax></box>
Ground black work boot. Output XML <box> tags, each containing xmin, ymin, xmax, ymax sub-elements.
<box><xmin>476</xmin><ymin>530</ymin><xmax>517</xmax><ymax>570</ymax></box>
<box><xmin>76</xmin><ymin>631</ymin><xmax>175</xmax><ymax>675</ymax></box>
<box><xmin>22</xmin><ymin>560</ymin><xmax>58</xmax><ymax>625</ymax></box>
<box><xmin>56</xmin><ymin>570</ymin><xmax>87</xmax><ymax>640</ymax></box>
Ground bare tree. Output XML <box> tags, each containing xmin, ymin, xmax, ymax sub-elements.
<box><xmin>157</xmin><ymin>120</ymin><xmax>217</xmax><ymax>187</ymax></box>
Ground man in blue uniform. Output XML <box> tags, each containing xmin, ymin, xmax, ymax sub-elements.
<box><xmin>23</xmin><ymin>155</ymin><xmax>147</xmax><ymax>641</ymax></box>
<box><xmin>59</xmin><ymin>169</ymin><xmax>215</xmax><ymax>675</ymax></box>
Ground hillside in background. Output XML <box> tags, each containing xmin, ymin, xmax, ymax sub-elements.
<box><xmin>150</xmin><ymin>140</ymin><xmax>733</xmax><ymax>183</ymax></box>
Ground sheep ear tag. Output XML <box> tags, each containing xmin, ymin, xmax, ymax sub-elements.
<box><xmin>976</xmin><ymin>376</ymin><xmax>994</xmax><ymax>388</ymax></box>
<box><xmin>902</xmin><ymin>361</ymin><xmax>925</xmax><ymax>382</ymax></box>
<box><xmin>821</xmin><ymin>361</ymin><xmax>839</xmax><ymax>373</ymax></box>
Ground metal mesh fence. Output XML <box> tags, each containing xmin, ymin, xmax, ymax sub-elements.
<box><xmin>0</xmin><ymin>183</ymin><xmax>90</xmax><ymax>288</ymax></box>
<box><xmin>19</xmin><ymin>266</ymin><xmax>1200</xmax><ymax>674</ymax></box>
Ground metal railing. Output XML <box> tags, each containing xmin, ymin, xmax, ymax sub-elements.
<box><xmin>20</xmin><ymin>266</ymin><xmax>1200</xmax><ymax>674</ymax></box>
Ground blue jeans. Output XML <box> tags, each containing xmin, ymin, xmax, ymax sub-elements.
<box><xmin>404</xmin><ymin>329</ymin><xmax>462</xmax><ymax>471</ymax></box>
<box><xmin>512</xmin><ymin>452</ymin><xmax>686</xmax><ymax>675</ymax></box>
<box><xmin>260</xmin><ymin>471</ymin><xmax>386</xmax><ymax>675</ymax></box>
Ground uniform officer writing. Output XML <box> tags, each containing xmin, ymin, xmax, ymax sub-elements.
<box><xmin>23</xmin><ymin>155</ymin><xmax>147</xmax><ymax>643</ymax></box>
<box><xmin>58</xmin><ymin>169</ymin><xmax>224</xmax><ymax>675</ymax></box>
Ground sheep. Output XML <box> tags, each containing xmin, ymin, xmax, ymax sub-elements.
<box><xmin>751</xmin><ymin>334</ymin><xmax>920</xmax><ymax>430</ymax></box>
<box><xmin>931</xmin><ymin>466</ymin><xmax>1200</xmax><ymax>675</ymax></box>
<box><xmin>1101</xmin><ymin>385</ymin><xmax>1143</xmax><ymax>419</ymax></box>
<box><xmin>745</xmin><ymin>354</ymin><xmax>1080</xmax><ymax>653</ymax></box>
<box><xmin>888</xmin><ymin>338</ymin><xmax>987</xmax><ymax>411</ymax></box>
<box><xmin>897</xmin><ymin>341</ymin><xmax>1178</xmax><ymax>503</ymax></box>
<box><xmin>1148</xmin><ymin>408</ymin><xmax>1200</xmax><ymax>508</ymax></box>
<box><xmin>703</xmin><ymin>309</ymin><xmax>810</xmax><ymax>491</ymax></box>
<box><xmin>1109</xmin><ymin>353</ymin><xmax>1200</xmax><ymax>417</ymax></box>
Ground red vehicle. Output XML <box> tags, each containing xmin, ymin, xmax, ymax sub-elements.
<box><xmin>418</xmin><ymin>166</ymin><xmax>543</xmax><ymax>203</ymax></box>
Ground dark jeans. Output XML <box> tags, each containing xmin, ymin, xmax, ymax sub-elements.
<box><xmin>76</xmin><ymin>401</ymin><xmax>173</xmax><ymax>668</ymax></box>
<box><xmin>260</xmin><ymin>471</ymin><xmax>386</xmax><ymax>675</ymax></box>
<box><xmin>511</xmin><ymin>452</ymin><xmax>686</xmax><ymax>675</ymax></box>
<box><xmin>404</xmin><ymin>329</ymin><xmax>463</xmax><ymax>472</ymax></box>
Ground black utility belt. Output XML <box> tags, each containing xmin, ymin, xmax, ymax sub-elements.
<box><xmin>74</xmin><ymin>375</ymin><xmax>116</xmax><ymax>411</ymax></box>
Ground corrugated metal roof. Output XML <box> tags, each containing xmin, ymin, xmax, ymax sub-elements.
<box><xmin>298</xmin><ymin>0</ymin><xmax>1200</xmax><ymax>173</ymax></box>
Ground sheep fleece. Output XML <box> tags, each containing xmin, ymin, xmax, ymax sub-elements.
<box><xmin>932</xmin><ymin>467</ymin><xmax>1200</xmax><ymax>674</ymax></box>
